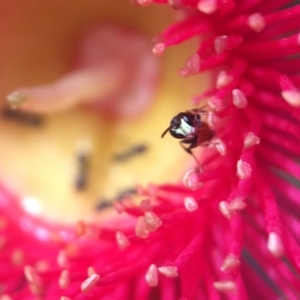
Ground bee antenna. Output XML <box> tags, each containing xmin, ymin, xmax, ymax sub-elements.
<box><xmin>161</xmin><ymin>126</ymin><xmax>170</xmax><ymax>138</ymax></box>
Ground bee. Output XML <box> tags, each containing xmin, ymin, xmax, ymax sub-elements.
<box><xmin>161</xmin><ymin>108</ymin><xmax>214</xmax><ymax>165</ymax></box>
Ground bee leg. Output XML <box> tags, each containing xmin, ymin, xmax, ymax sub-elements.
<box><xmin>180</xmin><ymin>140</ymin><xmax>201</xmax><ymax>168</ymax></box>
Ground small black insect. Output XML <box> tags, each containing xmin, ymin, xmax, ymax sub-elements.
<box><xmin>161</xmin><ymin>108</ymin><xmax>214</xmax><ymax>165</ymax></box>
<box><xmin>2</xmin><ymin>108</ymin><xmax>44</xmax><ymax>127</ymax></box>
<box><xmin>113</xmin><ymin>144</ymin><xmax>148</xmax><ymax>162</ymax></box>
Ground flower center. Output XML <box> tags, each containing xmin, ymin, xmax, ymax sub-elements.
<box><xmin>0</xmin><ymin>1</ymin><xmax>208</xmax><ymax>223</ymax></box>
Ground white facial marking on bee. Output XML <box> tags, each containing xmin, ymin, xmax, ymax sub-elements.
<box><xmin>175</xmin><ymin>119</ymin><xmax>195</xmax><ymax>137</ymax></box>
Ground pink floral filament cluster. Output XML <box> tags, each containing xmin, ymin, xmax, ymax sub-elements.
<box><xmin>1</xmin><ymin>1</ymin><xmax>300</xmax><ymax>299</ymax></box>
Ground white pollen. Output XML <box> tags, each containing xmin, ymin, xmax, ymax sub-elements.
<box><xmin>267</xmin><ymin>232</ymin><xmax>284</xmax><ymax>257</ymax></box>
<box><xmin>207</xmin><ymin>111</ymin><xmax>220</xmax><ymax>129</ymax></box>
<box><xmin>282</xmin><ymin>90</ymin><xmax>300</xmax><ymax>107</ymax></box>
<box><xmin>214</xmin><ymin>35</ymin><xmax>228</xmax><ymax>54</ymax></box>
<box><xmin>81</xmin><ymin>273</ymin><xmax>100</xmax><ymax>293</ymax></box>
<box><xmin>197</xmin><ymin>0</ymin><xmax>217</xmax><ymax>14</ymax></box>
<box><xmin>216</xmin><ymin>71</ymin><xmax>233</xmax><ymax>88</ymax></box>
<box><xmin>184</xmin><ymin>196</ymin><xmax>198</xmax><ymax>212</ymax></box>
<box><xmin>152</xmin><ymin>43</ymin><xmax>165</xmax><ymax>55</ymax></box>
<box><xmin>220</xmin><ymin>254</ymin><xmax>240</xmax><ymax>272</ymax></box>
<box><xmin>219</xmin><ymin>201</ymin><xmax>234</xmax><ymax>219</ymax></box>
<box><xmin>207</xmin><ymin>96</ymin><xmax>224</xmax><ymax>111</ymax></box>
<box><xmin>248</xmin><ymin>13</ymin><xmax>266</xmax><ymax>32</ymax></box>
<box><xmin>158</xmin><ymin>266</ymin><xmax>179</xmax><ymax>278</ymax></box>
<box><xmin>116</xmin><ymin>231</ymin><xmax>130</xmax><ymax>249</ymax></box>
<box><xmin>244</xmin><ymin>132</ymin><xmax>260</xmax><ymax>148</ymax></box>
<box><xmin>21</xmin><ymin>196</ymin><xmax>42</xmax><ymax>216</ymax></box>
<box><xmin>237</xmin><ymin>160</ymin><xmax>252</xmax><ymax>179</ymax></box>
<box><xmin>210</xmin><ymin>138</ymin><xmax>227</xmax><ymax>156</ymax></box>
<box><xmin>232</xmin><ymin>89</ymin><xmax>247</xmax><ymax>108</ymax></box>
<box><xmin>182</xmin><ymin>169</ymin><xmax>202</xmax><ymax>191</ymax></box>
<box><xmin>214</xmin><ymin>280</ymin><xmax>236</xmax><ymax>292</ymax></box>
<box><xmin>145</xmin><ymin>264</ymin><xmax>158</xmax><ymax>287</ymax></box>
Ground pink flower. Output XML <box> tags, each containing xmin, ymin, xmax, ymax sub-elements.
<box><xmin>1</xmin><ymin>1</ymin><xmax>300</xmax><ymax>300</ymax></box>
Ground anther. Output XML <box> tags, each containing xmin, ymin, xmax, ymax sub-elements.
<box><xmin>220</xmin><ymin>254</ymin><xmax>240</xmax><ymax>272</ymax></box>
<box><xmin>197</xmin><ymin>0</ymin><xmax>217</xmax><ymax>14</ymax></box>
<box><xmin>207</xmin><ymin>96</ymin><xmax>224</xmax><ymax>111</ymax></box>
<box><xmin>116</xmin><ymin>231</ymin><xmax>130</xmax><ymax>250</ymax></box>
<box><xmin>184</xmin><ymin>196</ymin><xmax>198</xmax><ymax>212</ymax></box>
<box><xmin>207</xmin><ymin>111</ymin><xmax>220</xmax><ymax>129</ymax></box>
<box><xmin>248</xmin><ymin>13</ymin><xmax>266</xmax><ymax>32</ymax></box>
<box><xmin>214</xmin><ymin>36</ymin><xmax>228</xmax><ymax>54</ymax></box>
<box><xmin>237</xmin><ymin>160</ymin><xmax>252</xmax><ymax>179</ymax></box>
<box><xmin>81</xmin><ymin>273</ymin><xmax>100</xmax><ymax>293</ymax></box>
<box><xmin>135</xmin><ymin>216</ymin><xmax>150</xmax><ymax>239</ymax></box>
<box><xmin>59</xmin><ymin>270</ymin><xmax>70</xmax><ymax>290</ymax></box>
<box><xmin>186</xmin><ymin>54</ymin><xmax>201</xmax><ymax>75</ymax></box>
<box><xmin>145</xmin><ymin>264</ymin><xmax>159</xmax><ymax>287</ymax></box>
<box><xmin>216</xmin><ymin>71</ymin><xmax>233</xmax><ymax>88</ymax></box>
<box><xmin>144</xmin><ymin>211</ymin><xmax>162</xmax><ymax>232</ymax></box>
<box><xmin>281</xmin><ymin>90</ymin><xmax>300</xmax><ymax>107</ymax></box>
<box><xmin>232</xmin><ymin>89</ymin><xmax>247</xmax><ymax>108</ymax></box>
<box><xmin>183</xmin><ymin>168</ymin><xmax>203</xmax><ymax>191</ymax></box>
<box><xmin>158</xmin><ymin>266</ymin><xmax>178</xmax><ymax>278</ymax></box>
<box><xmin>214</xmin><ymin>280</ymin><xmax>236</xmax><ymax>292</ymax></box>
<box><xmin>244</xmin><ymin>132</ymin><xmax>260</xmax><ymax>148</ymax></box>
<box><xmin>267</xmin><ymin>232</ymin><xmax>284</xmax><ymax>257</ymax></box>
<box><xmin>152</xmin><ymin>43</ymin><xmax>165</xmax><ymax>55</ymax></box>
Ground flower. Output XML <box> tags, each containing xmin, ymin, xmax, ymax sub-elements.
<box><xmin>1</xmin><ymin>1</ymin><xmax>300</xmax><ymax>300</ymax></box>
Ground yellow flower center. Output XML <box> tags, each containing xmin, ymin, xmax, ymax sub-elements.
<box><xmin>0</xmin><ymin>0</ymin><xmax>208</xmax><ymax>223</ymax></box>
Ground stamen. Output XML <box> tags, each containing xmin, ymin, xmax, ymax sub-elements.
<box><xmin>186</xmin><ymin>54</ymin><xmax>201</xmax><ymax>75</ymax></box>
<box><xmin>116</xmin><ymin>231</ymin><xmax>130</xmax><ymax>250</ymax></box>
<box><xmin>232</xmin><ymin>89</ymin><xmax>247</xmax><ymax>108</ymax></box>
<box><xmin>57</xmin><ymin>250</ymin><xmax>69</xmax><ymax>268</ymax></box>
<box><xmin>281</xmin><ymin>90</ymin><xmax>300</xmax><ymax>107</ymax></box>
<box><xmin>184</xmin><ymin>196</ymin><xmax>198</xmax><ymax>211</ymax></box>
<box><xmin>207</xmin><ymin>111</ymin><xmax>220</xmax><ymax>129</ymax></box>
<box><xmin>213</xmin><ymin>280</ymin><xmax>236</xmax><ymax>292</ymax></box>
<box><xmin>158</xmin><ymin>266</ymin><xmax>178</xmax><ymax>278</ymax></box>
<box><xmin>11</xmin><ymin>249</ymin><xmax>24</xmax><ymax>266</ymax></box>
<box><xmin>207</xmin><ymin>96</ymin><xmax>225</xmax><ymax>111</ymax></box>
<box><xmin>236</xmin><ymin>160</ymin><xmax>252</xmax><ymax>179</ymax></box>
<box><xmin>216</xmin><ymin>71</ymin><xmax>233</xmax><ymax>88</ymax></box>
<box><xmin>76</xmin><ymin>220</ymin><xmax>87</xmax><ymax>238</ymax></box>
<box><xmin>214</xmin><ymin>35</ymin><xmax>228</xmax><ymax>54</ymax></box>
<box><xmin>182</xmin><ymin>168</ymin><xmax>203</xmax><ymax>191</ymax></box>
<box><xmin>24</xmin><ymin>265</ymin><xmax>43</xmax><ymax>296</ymax></box>
<box><xmin>87</xmin><ymin>266</ymin><xmax>96</xmax><ymax>277</ymax></box>
<box><xmin>197</xmin><ymin>0</ymin><xmax>217</xmax><ymax>14</ymax></box>
<box><xmin>144</xmin><ymin>211</ymin><xmax>162</xmax><ymax>231</ymax></box>
<box><xmin>229</xmin><ymin>197</ymin><xmax>247</xmax><ymax>211</ymax></box>
<box><xmin>219</xmin><ymin>201</ymin><xmax>234</xmax><ymax>219</ymax></box>
<box><xmin>220</xmin><ymin>254</ymin><xmax>240</xmax><ymax>272</ymax></box>
<box><xmin>135</xmin><ymin>216</ymin><xmax>150</xmax><ymax>239</ymax></box>
<box><xmin>248</xmin><ymin>13</ymin><xmax>266</xmax><ymax>32</ymax></box>
<box><xmin>244</xmin><ymin>132</ymin><xmax>260</xmax><ymax>148</ymax></box>
<box><xmin>81</xmin><ymin>273</ymin><xmax>100</xmax><ymax>293</ymax></box>
<box><xmin>0</xmin><ymin>296</ymin><xmax>13</xmax><ymax>300</ymax></box>
<box><xmin>58</xmin><ymin>270</ymin><xmax>70</xmax><ymax>290</ymax></box>
<box><xmin>145</xmin><ymin>264</ymin><xmax>159</xmax><ymax>287</ymax></box>
<box><xmin>140</xmin><ymin>199</ymin><xmax>153</xmax><ymax>212</ymax></box>
<box><xmin>137</xmin><ymin>0</ymin><xmax>152</xmax><ymax>6</ymax></box>
<box><xmin>152</xmin><ymin>43</ymin><xmax>166</xmax><ymax>55</ymax></box>
<box><xmin>267</xmin><ymin>232</ymin><xmax>284</xmax><ymax>257</ymax></box>
<box><xmin>209</xmin><ymin>138</ymin><xmax>227</xmax><ymax>155</ymax></box>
